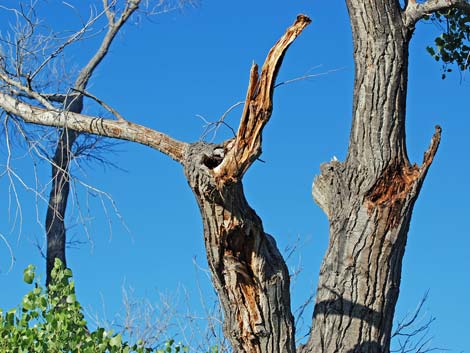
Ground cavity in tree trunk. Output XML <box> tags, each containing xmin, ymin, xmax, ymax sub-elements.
<box><xmin>1</xmin><ymin>0</ymin><xmax>459</xmax><ymax>351</ymax></box>
<box><xmin>180</xmin><ymin>16</ymin><xmax>311</xmax><ymax>353</ymax></box>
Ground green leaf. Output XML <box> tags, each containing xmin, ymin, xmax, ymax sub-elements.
<box><xmin>109</xmin><ymin>334</ymin><xmax>122</xmax><ymax>347</ymax></box>
<box><xmin>63</xmin><ymin>268</ymin><xmax>73</xmax><ymax>278</ymax></box>
<box><xmin>23</xmin><ymin>265</ymin><xmax>35</xmax><ymax>284</ymax></box>
<box><xmin>6</xmin><ymin>309</ymin><xmax>16</xmax><ymax>326</ymax></box>
<box><xmin>426</xmin><ymin>46</ymin><xmax>435</xmax><ymax>56</ymax></box>
<box><xmin>21</xmin><ymin>296</ymin><xmax>34</xmax><ymax>311</ymax></box>
<box><xmin>66</xmin><ymin>294</ymin><xmax>76</xmax><ymax>304</ymax></box>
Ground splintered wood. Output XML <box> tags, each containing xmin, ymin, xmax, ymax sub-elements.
<box><xmin>213</xmin><ymin>15</ymin><xmax>311</xmax><ymax>187</ymax></box>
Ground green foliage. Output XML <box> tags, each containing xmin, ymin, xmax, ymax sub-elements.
<box><xmin>426</xmin><ymin>8</ymin><xmax>470</xmax><ymax>79</ymax></box>
<box><xmin>205</xmin><ymin>346</ymin><xmax>219</xmax><ymax>353</ymax></box>
<box><xmin>156</xmin><ymin>340</ymin><xmax>188</xmax><ymax>353</ymax></box>
<box><xmin>0</xmin><ymin>260</ymin><xmax>188</xmax><ymax>353</ymax></box>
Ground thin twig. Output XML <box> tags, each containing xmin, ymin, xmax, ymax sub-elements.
<box><xmin>71</xmin><ymin>88</ymin><xmax>126</xmax><ymax>121</ymax></box>
<box><xmin>274</xmin><ymin>66</ymin><xmax>346</xmax><ymax>88</ymax></box>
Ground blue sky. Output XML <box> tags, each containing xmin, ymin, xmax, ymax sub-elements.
<box><xmin>0</xmin><ymin>0</ymin><xmax>469</xmax><ymax>351</ymax></box>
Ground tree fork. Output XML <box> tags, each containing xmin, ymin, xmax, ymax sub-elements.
<box><xmin>182</xmin><ymin>15</ymin><xmax>311</xmax><ymax>353</ymax></box>
<box><xmin>302</xmin><ymin>1</ymin><xmax>443</xmax><ymax>352</ymax></box>
<box><xmin>44</xmin><ymin>0</ymin><xmax>141</xmax><ymax>285</ymax></box>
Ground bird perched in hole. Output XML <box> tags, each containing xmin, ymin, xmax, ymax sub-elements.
<box><xmin>223</xmin><ymin>253</ymin><xmax>252</xmax><ymax>283</ymax></box>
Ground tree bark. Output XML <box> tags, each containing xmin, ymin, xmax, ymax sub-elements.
<box><xmin>45</xmin><ymin>128</ymin><xmax>78</xmax><ymax>286</ymax></box>
<box><xmin>1</xmin><ymin>13</ymin><xmax>310</xmax><ymax>349</ymax></box>
<box><xmin>44</xmin><ymin>0</ymin><xmax>141</xmax><ymax>285</ymax></box>
<box><xmin>1</xmin><ymin>3</ymin><xmax>452</xmax><ymax>351</ymax></box>
<box><xmin>180</xmin><ymin>16</ymin><xmax>311</xmax><ymax>353</ymax></box>
<box><xmin>45</xmin><ymin>92</ymin><xmax>84</xmax><ymax>286</ymax></box>
<box><xmin>302</xmin><ymin>2</ymin><xmax>441</xmax><ymax>352</ymax></box>
<box><xmin>183</xmin><ymin>142</ymin><xmax>295</xmax><ymax>353</ymax></box>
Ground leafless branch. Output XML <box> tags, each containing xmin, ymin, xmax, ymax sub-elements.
<box><xmin>72</xmin><ymin>88</ymin><xmax>126</xmax><ymax>121</ymax></box>
<box><xmin>197</xmin><ymin>101</ymin><xmax>242</xmax><ymax>142</ymax></box>
<box><xmin>29</xmin><ymin>8</ymin><xmax>106</xmax><ymax>82</ymax></box>
<box><xmin>0</xmin><ymin>230</ymin><xmax>15</xmax><ymax>273</ymax></box>
<box><xmin>0</xmin><ymin>92</ymin><xmax>188</xmax><ymax>162</ymax></box>
<box><xmin>274</xmin><ymin>66</ymin><xmax>346</xmax><ymax>88</ymax></box>
<box><xmin>391</xmin><ymin>292</ymin><xmax>447</xmax><ymax>353</ymax></box>
<box><xmin>75</xmin><ymin>0</ymin><xmax>141</xmax><ymax>91</ymax></box>
<box><xmin>0</xmin><ymin>72</ymin><xmax>57</xmax><ymax>110</ymax></box>
<box><xmin>404</xmin><ymin>0</ymin><xmax>470</xmax><ymax>28</ymax></box>
<box><xmin>0</xmin><ymin>1</ymin><xmax>197</xmax><ymax>273</ymax></box>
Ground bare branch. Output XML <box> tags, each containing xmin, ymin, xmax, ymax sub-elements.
<box><xmin>75</xmin><ymin>0</ymin><xmax>141</xmax><ymax>91</ymax></box>
<box><xmin>29</xmin><ymin>8</ymin><xmax>106</xmax><ymax>82</ymax></box>
<box><xmin>213</xmin><ymin>15</ymin><xmax>311</xmax><ymax>185</ymax></box>
<box><xmin>418</xmin><ymin>125</ymin><xmax>442</xmax><ymax>179</ymax></box>
<box><xmin>391</xmin><ymin>292</ymin><xmax>446</xmax><ymax>353</ymax></box>
<box><xmin>197</xmin><ymin>101</ymin><xmax>242</xmax><ymax>142</ymax></box>
<box><xmin>40</xmin><ymin>93</ymin><xmax>72</xmax><ymax>103</ymax></box>
<box><xmin>404</xmin><ymin>0</ymin><xmax>470</xmax><ymax>28</ymax></box>
<box><xmin>0</xmin><ymin>92</ymin><xmax>188</xmax><ymax>163</ymax></box>
<box><xmin>72</xmin><ymin>88</ymin><xmax>126</xmax><ymax>121</ymax></box>
<box><xmin>0</xmin><ymin>71</ymin><xmax>56</xmax><ymax>110</ymax></box>
<box><xmin>0</xmin><ymin>230</ymin><xmax>15</xmax><ymax>273</ymax></box>
<box><xmin>274</xmin><ymin>66</ymin><xmax>346</xmax><ymax>88</ymax></box>
<box><xmin>103</xmin><ymin>0</ymin><xmax>117</xmax><ymax>25</ymax></box>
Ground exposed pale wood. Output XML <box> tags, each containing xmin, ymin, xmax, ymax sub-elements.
<box><xmin>181</xmin><ymin>16</ymin><xmax>311</xmax><ymax>353</ymax></box>
<box><xmin>0</xmin><ymin>3</ymin><xmax>446</xmax><ymax>351</ymax></box>
<box><xmin>213</xmin><ymin>15</ymin><xmax>311</xmax><ymax>185</ymax></box>
<box><xmin>304</xmin><ymin>2</ymin><xmax>442</xmax><ymax>353</ymax></box>
<box><xmin>0</xmin><ymin>92</ymin><xmax>188</xmax><ymax>163</ymax></box>
<box><xmin>184</xmin><ymin>142</ymin><xmax>295</xmax><ymax>353</ymax></box>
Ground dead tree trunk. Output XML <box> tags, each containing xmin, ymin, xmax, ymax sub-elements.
<box><xmin>45</xmin><ymin>128</ymin><xmax>78</xmax><ymax>286</ymax></box>
<box><xmin>180</xmin><ymin>16</ymin><xmax>311</xmax><ymax>353</ymax></box>
<box><xmin>301</xmin><ymin>2</ymin><xmax>441</xmax><ymax>352</ymax></box>
<box><xmin>46</xmin><ymin>94</ymin><xmax>82</xmax><ymax>286</ymax></box>
<box><xmin>3</xmin><ymin>1</ymin><xmax>457</xmax><ymax>350</ymax></box>
<box><xmin>45</xmin><ymin>0</ymin><xmax>140</xmax><ymax>285</ymax></box>
<box><xmin>183</xmin><ymin>143</ymin><xmax>295</xmax><ymax>353</ymax></box>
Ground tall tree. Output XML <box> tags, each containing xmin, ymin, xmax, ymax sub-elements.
<box><xmin>1</xmin><ymin>1</ymin><xmax>469</xmax><ymax>352</ymax></box>
<box><xmin>0</xmin><ymin>0</ymin><xmax>185</xmax><ymax>285</ymax></box>
<box><xmin>43</xmin><ymin>0</ymin><xmax>141</xmax><ymax>287</ymax></box>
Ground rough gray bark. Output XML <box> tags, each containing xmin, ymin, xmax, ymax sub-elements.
<box><xmin>3</xmin><ymin>1</ymin><xmax>467</xmax><ymax>351</ymax></box>
<box><xmin>179</xmin><ymin>16</ymin><xmax>311</xmax><ymax>353</ymax></box>
<box><xmin>301</xmin><ymin>2</ymin><xmax>442</xmax><ymax>352</ymax></box>
<box><xmin>1</xmin><ymin>14</ymin><xmax>310</xmax><ymax>350</ymax></box>
<box><xmin>183</xmin><ymin>142</ymin><xmax>295</xmax><ymax>353</ymax></box>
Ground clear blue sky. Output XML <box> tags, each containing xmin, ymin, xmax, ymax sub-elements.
<box><xmin>1</xmin><ymin>0</ymin><xmax>469</xmax><ymax>351</ymax></box>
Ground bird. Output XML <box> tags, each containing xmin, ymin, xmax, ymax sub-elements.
<box><xmin>223</xmin><ymin>253</ymin><xmax>253</xmax><ymax>283</ymax></box>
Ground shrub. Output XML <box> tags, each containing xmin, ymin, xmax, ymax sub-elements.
<box><xmin>0</xmin><ymin>259</ymin><xmax>187</xmax><ymax>353</ymax></box>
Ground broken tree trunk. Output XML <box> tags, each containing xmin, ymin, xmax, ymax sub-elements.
<box><xmin>181</xmin><ymin>15</ymin><xmax>311</xmax><ymax>353</ymax></box>
<box><xmin>183</xmin><ymin>142</ymin><xmax>295</xmax><ymax>353</ymax></box>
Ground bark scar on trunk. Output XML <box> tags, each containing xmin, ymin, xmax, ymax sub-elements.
<box><xmin>365</xmin><ymin>161</ymin><xmax>419</xmax><ymax>221</ymax></box>
<box><xmin>365</xmin><ymin>125</ymin><xmax>441</xmax><ymax>228</ymax></box>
